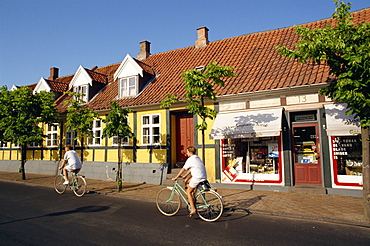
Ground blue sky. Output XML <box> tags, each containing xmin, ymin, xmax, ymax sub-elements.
<box><xmin>1</xmin><ymin>0</ymin><xmax>369</xmax><ymax>89</ymax></box>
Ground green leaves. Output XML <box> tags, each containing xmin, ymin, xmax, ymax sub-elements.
<box><xmin>277</xmin><ymin>1</ymin><xmax>370</xmax><ymax>128</ymax></box>
<box><xmin>0</xmin><ymin>86</ymin><xmax>58</xmax><ymax>146</ymax></box>
<box><xmin>102</xmin><ymin>101</ymin><xmax>134</xmax><ymax>140</ymax></box>
<box><xmin>64</xmin><ymin>91</ymin><xmax>99</xmax><ymax>143</ymax></box>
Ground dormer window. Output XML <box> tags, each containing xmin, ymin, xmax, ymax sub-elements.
<box><xmin>73</xmin><ymin>85</ymin><xmax>88</xmax><ymax>102</ymax></box>
<box><xmin>119</xmin><ymin>76</ymin><xmax>137</xmax><ymax>98</ymax></box>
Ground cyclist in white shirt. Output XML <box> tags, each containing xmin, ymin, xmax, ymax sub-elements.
<box><xmin>59</xmin><ymin>145</ymin><xmax>82</xmax><ymax>185</ymax></box>
<box><xmin>172</xmin><ymin>146</ymin><xmax>206</xmax><ymax>217</ymax></box>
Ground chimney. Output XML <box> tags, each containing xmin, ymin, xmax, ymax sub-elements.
<box><xmin>195</xmin><ymin>27</ymin><xmax>209</xmax><ymax>48</ymax></box>
<box><xmin>137</xmin><ymin>41</ymin><xmax>151</xmax><ymax>60</ymax></box>
<box><xmin>48</xmin><ymin>67</ymin><xmax>59</xmax><ymax>80</ymax></box>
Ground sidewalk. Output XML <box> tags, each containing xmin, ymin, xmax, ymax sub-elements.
<box><xmin>0</xmin><ymin>171</ymin><xmax>369</xmax><ymax>227</ymax></box>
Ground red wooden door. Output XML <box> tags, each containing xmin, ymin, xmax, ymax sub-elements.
<box><xmin>176</xmin><ymin>116</ymin><xmax>194</xmax><ymax>163</ymax></box>
<box><xmin>292</xmin><ymin>123</ymin><xmax>322</xmax><ymax>185</ymax></box>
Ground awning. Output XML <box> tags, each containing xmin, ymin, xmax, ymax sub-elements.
<box><xmin>210</xmin><ymin>108</ymin><xmax>282</xmax><ymax>140</ymax></box>
<box><xmin>324</xmin><ymin>103</ymin><xmax>360</xmax><ymax>136</ymax></box>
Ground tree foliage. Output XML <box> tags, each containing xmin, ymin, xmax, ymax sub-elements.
<box><xmin>276</xmin><ymin>0</ymin><xmax>370</xmax><ymax>220</ymax></box>
<box><xmin>64</xmin><ymin>91</ymin><xmax>99</xmax><ymax>161</ymax></box>
<box><xmin>276</xmin><ymin>0</ymin><xmax>370</xmax><ymax>127</ymax></box>
<box><xmin>161</xmin><ymin>61</ymin><xmax>235</xmax><ymax>163</ymax></box>
<box><xmin>0</xmin><ymin>86</ymin><xmax>58</xmax><ymax>179</ymax></box>
<box><xmin>102</xmin><ymin>101</ymin><xmax>134</xmax><ymax>191</ymax></box>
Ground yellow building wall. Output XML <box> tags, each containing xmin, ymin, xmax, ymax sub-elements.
<box><xmin>11</xmin><ymin>150</ymin><xmax>20</xmax><ymax>160</ymax></box>
<box><xmin>94</xmin><ymin>149</ymin><xmax>105</xmax><ymax>162</ymax></box>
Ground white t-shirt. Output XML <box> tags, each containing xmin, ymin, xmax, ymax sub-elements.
<box><xmin>183</xmin><ymin>155</ymin><xmax>207</xmax><ymax>183</ymax></box>
<box><xmin>64</xmin><ymin>150</ymin><xmax>82</xmax><ymax>170</ymax></box>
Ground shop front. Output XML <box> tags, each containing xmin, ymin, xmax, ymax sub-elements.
<box><xmin>324</xmin><ymin>103</ymin><xmax>363</xmax><ymax>189</ymax></box>
<box><xmin>210</xmin><ymin>108</ymin><xmax>283</xmax><ymax>185</ymax></box>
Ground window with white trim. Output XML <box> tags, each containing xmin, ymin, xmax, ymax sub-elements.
<box><xmin>112</xmin><ymin>117</ymin><xmax>130</xmax><ymax>146</ymax></box>
<box><xmin>119</xmin><ymin>76</ymin><xmax>137</xmax><ymax>98</ymax></box>
<box><xmin>65</xmin><ymin>130</ymin><xmax>78</xmax><ymax>146</ymax></box>
<box><xmin>28</xmin><ymin>142</ymin><xmax>40</xmax><ymax>148</ymax></box>
<box><xmin>74</xmin><ymin>85</ymin><xmax>88</xmax><ymax>102</ymax></box>
<box><xmin>112</xmin><ymin>136</ymin><xmax>129</xmax><ymax>146</ymax></box>
<box><xmin>142</xmin><ymin>114</ymin><xmax>160</xmax><ymax>145</ymax></box>
<box><xmin>88</xmin><ymin>119</ymin><xmax>102</xmax><ymax>146</ymax></box>
<box><xmin>47</xmin><ymin>123</ymin><xmax>58</xmax><ymax>147</ymax></box>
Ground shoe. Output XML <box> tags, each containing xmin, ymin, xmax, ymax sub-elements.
<box><xmin>188</xmin><ymin>211</ymin><xmax>196</xmax><ymax>217</ymax></box>
<box><xmin>63</xmin><ymin>181</ymin><xmax>69</xmax><ymax>185</ymax></box>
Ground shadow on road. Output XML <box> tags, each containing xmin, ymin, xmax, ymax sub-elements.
<box><xmin>0</xmin><ymin>205</ymin><xmax>110</xmax><ymax>225</ymax></box>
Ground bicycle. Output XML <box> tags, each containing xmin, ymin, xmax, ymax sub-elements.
<box><xmin>54</xmin><ymin>170</ymin><xmax>87</xmax><ymax>197</ymax></box>
<box><xmin>156</xmin><ymin>179</ymin><xmax>224</xmax><ymax>222</ymax></box>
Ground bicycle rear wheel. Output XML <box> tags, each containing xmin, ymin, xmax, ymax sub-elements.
<box><xmin>156</xmin><ymin>188</ymin><xmax>181</xmax><ymax>216</ymax></box>
<box><xmin>196</xmin><ymin>190</ymin><xmax>223</xmax><ymax>222</ymax></box>
<box><xmin>54</xmin><ymin>175</ymin><xmax>67</xmax><ymax>194</ymax></box>
<box><xmin>72</xmin><ymin>176</ymin><xmax>87</xmax><ymax>197</ymax></box>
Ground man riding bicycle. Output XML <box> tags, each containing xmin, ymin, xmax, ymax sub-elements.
<box><xmin>172</xmin><ymin>146</ymin><xmax>206</xmax><ymax>217</ymax></box>
<box><xmin>59</xmin><ymin>145</ymin><xmax>82</xmax><ymax>185</ymax></box>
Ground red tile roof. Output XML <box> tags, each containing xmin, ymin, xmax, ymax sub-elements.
<box><xmin>55</xmin><ymin>7</ymin><xmax>370</xmax><ymax>112</ymax></box>
<box><xmin>46</xmin><ymin>80</ymin><xmax>69</xmax><ymax>93</ymax></box>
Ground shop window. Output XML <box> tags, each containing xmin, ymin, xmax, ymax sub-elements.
<box><xmin>222</xmin><ymin>137</ymin><xmax>280</xmax><ymax>176</ymax></box>
<box><xmin>332</xmin><ymin>136</ymin><xmax>362</xmax><ymax>176</ymax></box>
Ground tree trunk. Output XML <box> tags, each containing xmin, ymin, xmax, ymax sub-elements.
<box><xmin>80</xmin><ymin>137</ymin><xmax>84</xmax><ymax>164</ymax></box>
<box><xmin>20</xmin><ymin>144</ymin><xmax>26</xmax><ymax>180</ymax></box>
<box><xmin>362</xmin><ymin>127</ymin><xmax>370</xmax><ymax>221</ymax></box>
<box><xmin>117</xmin><ymin>141</ymin><xmax>123</xmax><ymax>192</ymax></box>
<box><xmin>202</xmin><ymin>128</ymin><xmax>205</xmax><ymax>166</ymax></box>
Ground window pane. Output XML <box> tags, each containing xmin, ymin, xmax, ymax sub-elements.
<box><xmin>95</xmin><ymin>138</ymin><xmax>100</xmax><ymax>145</ymax></box>
<box><xmin>143</xmin><ymin>116</ymin><xmax>150</xmax><ymax>125</ymax></box>
<box><xmin>95</xmin><ymin>120</ymin><xmax>101</xmax><ymax>128</ymax></box>
<box><xmin>152</xmin><ymin>115</ymin><xmax>160</xmax><ymax>124</ymax></box>
<box><xmin>153</xmin><ymin>127</ymin><xmax>160</xmax><ymax>135</ymax></box>
<box><xmin>153</xmin><ymin>136</ymin><xmax>160</xmax><ymax>143</ymax></box>
<box><xmin>129</xmin><ymin>77</ymin><xmax>136</xmax><ymax>86</ymax></box>
<box><xmin>143</xmin><ymin>136</ymin><xmax>149</xmax><ymax>144</ymax></box>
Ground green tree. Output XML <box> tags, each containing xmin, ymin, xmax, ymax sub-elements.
<box><xmin>0</xmin><ymin>86</ymin><xmax>58</xmax><ymax>180</ymax></box>
<box><xmin>276</xmin><ymin>0</ymin><xmax>370</xmax><ymax>220</ymax></box>
<box><xmin>161</xmin><ymin>61</ymin><xmax>235</xmax><ymax>165</ymax></box>
<box><xmin>102</xmin><ymin>101</ymin><xmax>134</xmax><ymax>191</ymax></box>
<box><xmin>64</xmin><ymin>92</ymin><xmax>99</xmax><ymax>162</ymax></box>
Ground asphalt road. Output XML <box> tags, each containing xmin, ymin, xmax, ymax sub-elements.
<box><xmin>0</xmin><ymin>180</ymin><xmax>369</xmax><ymax>246</ymax></box>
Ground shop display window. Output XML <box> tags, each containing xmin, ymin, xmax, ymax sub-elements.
<box><xmin>222</xmin><ymin>137</ymin><xmax>279</xmax><ymax>175</ymax></box>
<box><xmin>332</xmin><ymin>136</ymin><xmax>362</xmax><ymax>176</ymax></box>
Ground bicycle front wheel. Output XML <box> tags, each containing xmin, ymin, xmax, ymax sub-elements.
<box><xmin>156</xmin><ymin>188</ymin><xmax>181</xmax><ymax>216</ymax></box>
<box><xmin>72</xmin><ymin>176</ymin><xmax>87</xmax><ymax>197</ymax></box>
<box><xmin>196</xmin><ymin>190</ymin><xmax>224</xmax><ymax>222</ymax></box>
<box><xmin>54</xmin><ymin>175</ymin><xmax>67</xmax><ymax>194</ymax></box>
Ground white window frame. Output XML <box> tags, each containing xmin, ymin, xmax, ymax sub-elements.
<box><xmin>74</xmin><ymin>85</ymin><xmax>88</xmax><ymax>102</ymax></box>
<box><xmin>88</xmin><ymin>119</ymin><xmax>102</xmax><ymax>146</ymax></box>
<box><xmin>119</xmin><ymin>76</ymin><xmax>137</xmax><ymax>98</ymax></box>
<box><xmin>47</xmin><ymin>123</ymin><xmax>58</xmax><ymax>147</ymax></box>
<box><xmin>0</xmin><ymin>141</ymin><xmax>8</xmax><ymax>148</ymax></box>
<box><xmin>28</xmin><ymin>142</ymin><xmax>40</xmax><ymax>148</ymax></box>
<box><xmin>112</xmin><ymin>136</ymin><xmax>129</xmax><ymax>146</ymax></box>
<box><xmin>142</xmin><ymin>114</ymin><xmax>161</xmax><ymax>145</ymax></box>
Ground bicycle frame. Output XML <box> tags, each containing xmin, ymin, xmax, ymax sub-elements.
<box><xmin>169</xmin><ymin>181</ymin><xmax>210</xmax><ymax>210</ymax></box>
